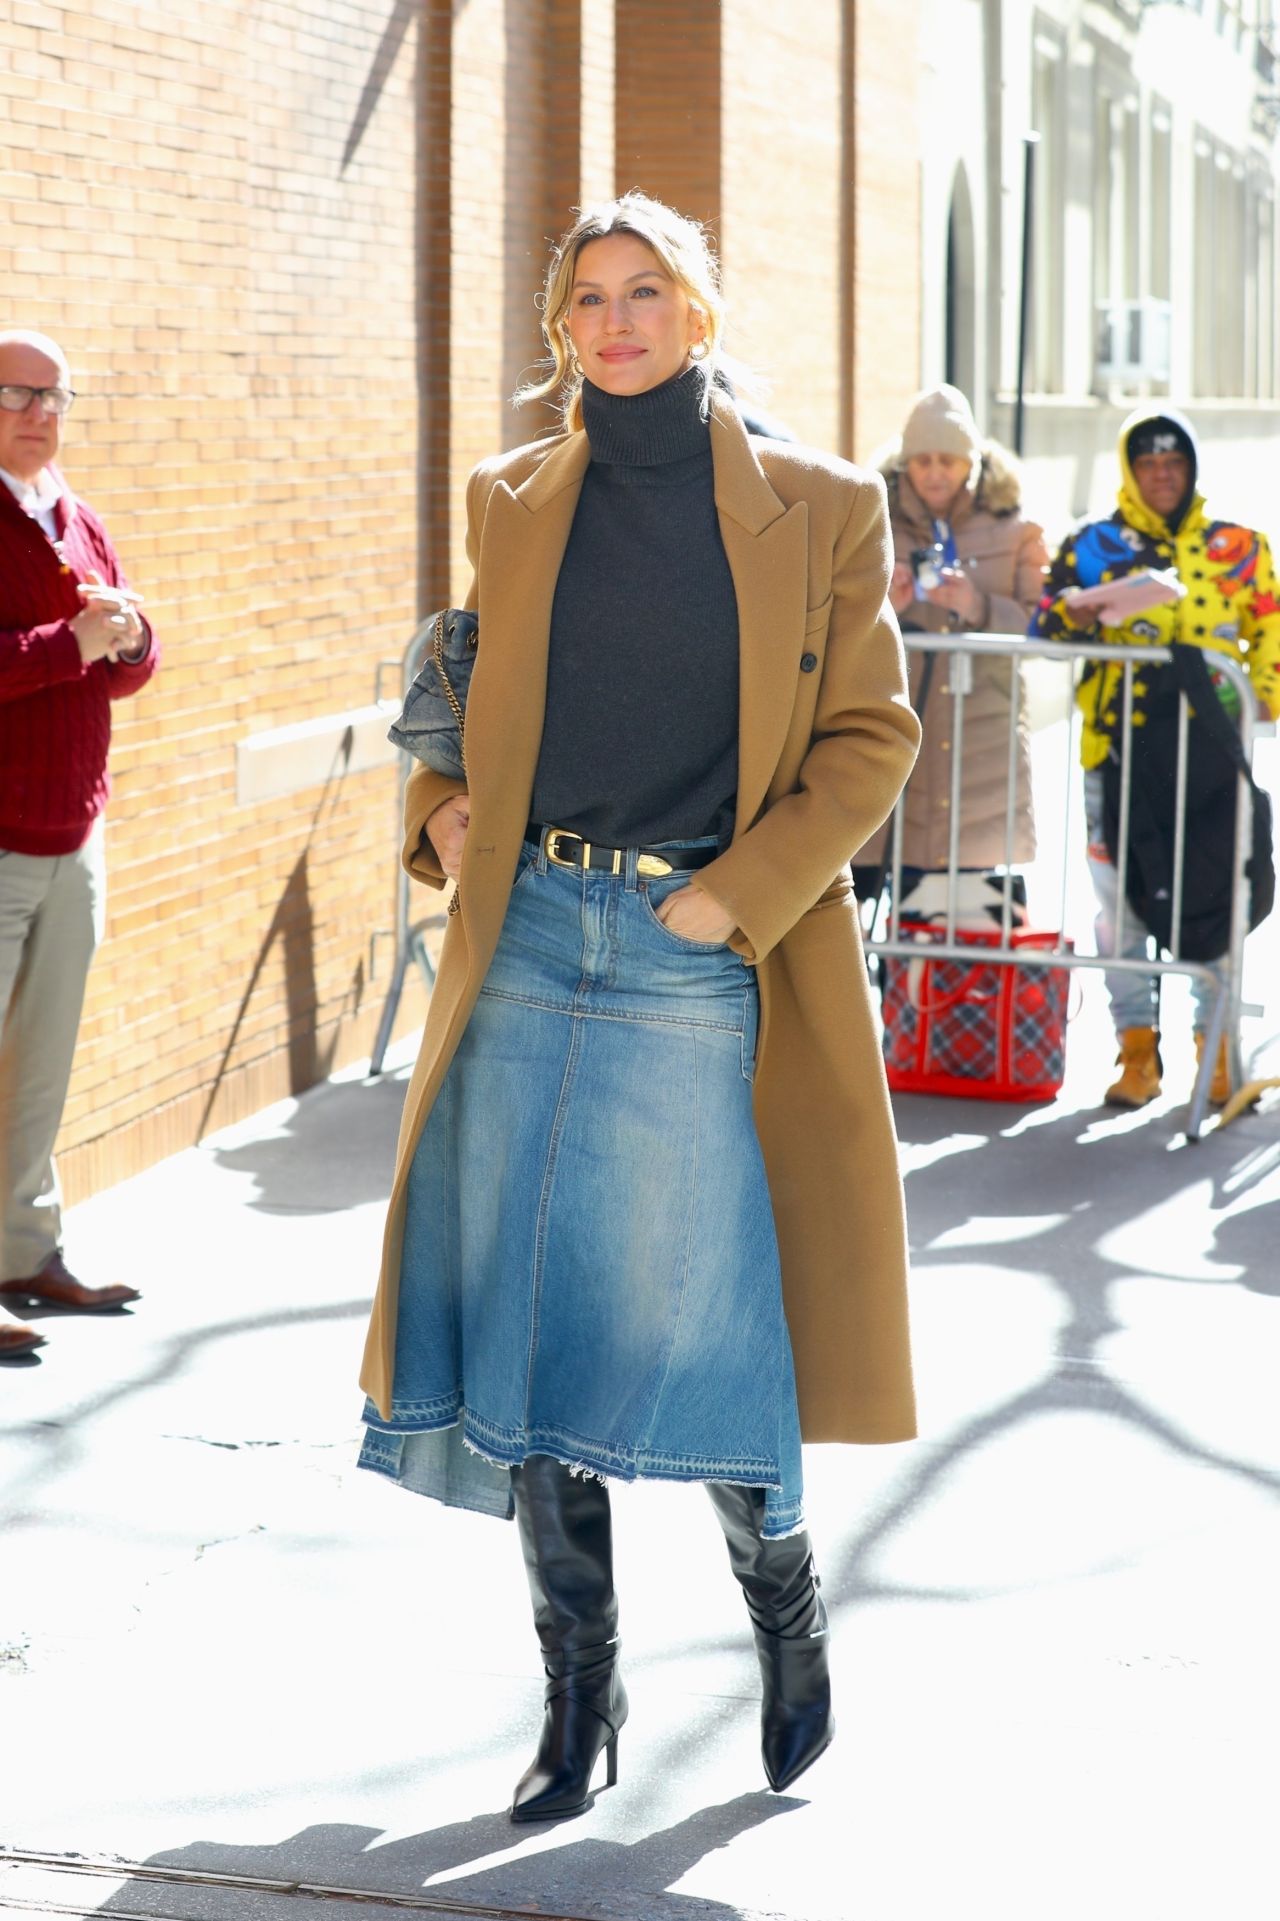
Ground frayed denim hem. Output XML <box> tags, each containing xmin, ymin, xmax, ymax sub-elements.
<box><xmin>356</xmin><ymin>1409</ymin><xmax>805</xmax><ymax>1539</ymax></box>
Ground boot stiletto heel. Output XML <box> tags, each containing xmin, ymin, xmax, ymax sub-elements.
<box><xmin>509</xmin><ymin>1456</ymin><xmax>628</xmax><ymax>1822</ymax></box>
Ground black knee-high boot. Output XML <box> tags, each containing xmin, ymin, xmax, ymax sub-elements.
<box><xmin>707</xmin><ymin>1482</ymin><xmax>835</xmax><ymax>1792</ymax></box>
<box><xmin>509</xmin><ymin>1455</ymin><xmax>628</xmax><ymax>1821</ymax></box>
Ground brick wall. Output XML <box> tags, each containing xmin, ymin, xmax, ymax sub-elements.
<box><xmin>1</xmin><ymin>0</ymin><xmax>923</xmax><ymax>1207</ymax></box>
<box><xmin>721</xmin><ymin>0</ymin><xmax>845</xmax><ymax>450</ymax></box>
<box><xmin>848</xmin><ymin>0</ymin><xmax>923</xmax><ymax>461</ymax></box>
<box><xmin>2</xmin><ymin>0</ymin><xmax>427</xmax><ymax>1200</ymax></box>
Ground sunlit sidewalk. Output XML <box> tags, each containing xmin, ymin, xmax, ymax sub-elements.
<box><xmin>2</xmin><ymin>975</ymin><xmax>1278</xmax><ymax>1921</ymax></box>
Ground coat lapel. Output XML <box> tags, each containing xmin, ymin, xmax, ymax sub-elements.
<box><xmin>709</xmin><ymin>395</ymin><xmax>810</xmax><ymax>836</ymax></box>
<box><xmin>457</xmin><ymin>434</ymin><xmax>590</xmax><ymax>936</ymax></box>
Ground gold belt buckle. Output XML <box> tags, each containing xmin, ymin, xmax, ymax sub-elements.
<box><xmin>544</xmin><ymin>826</ymin><xmax>673</xmax><ymax>879</ymax></box>
<box><xmin>544</xmin><ymin>829</ymin><xmax>588</xmax><ymax>870</ymax></box>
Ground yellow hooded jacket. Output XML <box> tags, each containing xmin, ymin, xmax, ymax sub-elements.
<box><xmin>1029</xmin><ymin>406</ymin><xmax>1280</xmax><ymax>768</ymax></box>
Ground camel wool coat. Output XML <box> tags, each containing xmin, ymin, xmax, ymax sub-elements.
<box><xmin>360</xmin><ymin>393</ymin><xmax>922</xmax><ymax>1444</ymax></box>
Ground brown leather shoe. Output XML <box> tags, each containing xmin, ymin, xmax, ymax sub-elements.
<box><xmin>0</xmin><ymin>1250</ymin><xmax>140</xmax><ymax>1312</ymax></box>
<box><xmin>1104</xmin><ymin>1026</ymin><xmax>1163</xmax><ymax>1108</ymax></box>
<box><xmin>0</xmin><ymin>1310</ymin><xmax>47</xmax><ymax>1355</ymax></box>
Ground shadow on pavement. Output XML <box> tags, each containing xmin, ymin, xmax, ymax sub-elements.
<box><xmin>0</xmin><ymin>1295</ymin><xmax>368</xmax><ymax>1523</ymax></box>
<box><xmin>816</xmin><ymin>1088</ymin><xmax>1280</xmax><ymax>1608</ymax></box>
<box><xmin>204</xmin><ymin>1071</ymin><xmax>409</xmax><ymax>1216</ymax></box>
<box><xmin>91</xmin><ymin>1795</ymin><xmax>801</xmax><ymax>1921</ymax></box>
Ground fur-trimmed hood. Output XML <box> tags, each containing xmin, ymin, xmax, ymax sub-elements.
<box><xmin>877</xmin><ymin>437</ymin><xmax>1025</xmax><ymax>523</ymax></box>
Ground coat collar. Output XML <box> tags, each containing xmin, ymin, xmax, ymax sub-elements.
<box><xmin>504</xmin><ymin>385</ymin><xmax>791</xmax><ymax>527</ymax></box>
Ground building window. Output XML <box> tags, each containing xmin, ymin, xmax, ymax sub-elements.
<box><xmin>1193</xmin><ymin>133</ymin><xmax>1248</xmax><ymax>396</ymax></box>
<box><xmin>1093</xmin><ymin>82</ymin><xmax>1169</xmax><ymax>394</ymax></box>
<box><xmin>1149</xmin><ymin>102</ymin><xmax>1172</xmax><ymax>309</ymax></box>
<box><xmin>1249</xmin><ymin>175</ymin><xmax>1276</xmax><ymax>398</ymax></box>
<box><xmin>1031</xmin><ymin>25</ymin><xmax>1065</xmax><ymax>394</ymax></box>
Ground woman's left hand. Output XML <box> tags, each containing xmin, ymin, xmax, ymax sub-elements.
<box><xmin>656</xmin><ymin>881</ymin><xmax>736</xmax><ymax>945</ymax></box>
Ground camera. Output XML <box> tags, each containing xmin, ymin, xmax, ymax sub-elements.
<box><xmin>910</xmin><ymin>545</ymin><xmax>945</xmax><ymax>593</ymax></box>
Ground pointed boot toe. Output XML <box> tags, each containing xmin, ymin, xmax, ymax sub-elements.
<box><xmin>510</xmin><ymin>1664</ymin><xmax>627</xmax><ymax>1822</ymax></box>
<box><xmin>757</xmin><ymin>1626</ymin><xmax>835</xmax><ymax>1792</ymax></box>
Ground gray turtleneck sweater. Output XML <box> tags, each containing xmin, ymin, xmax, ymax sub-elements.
<box><xmin>530</xmin><ymin>367</ymin><xmax>741</xmax><ymax>847</ymax></box>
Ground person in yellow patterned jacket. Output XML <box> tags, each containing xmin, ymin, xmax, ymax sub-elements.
<box><xmin>1031</xmin><ymin>406</ymin><xmax>1280</xmax><ymax>1108</ymax></box>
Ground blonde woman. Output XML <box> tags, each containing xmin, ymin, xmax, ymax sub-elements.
<box><xmin>358</xmin><ymin>194</ymin><xmax>919</xmax><ymax>1819</ymax></box>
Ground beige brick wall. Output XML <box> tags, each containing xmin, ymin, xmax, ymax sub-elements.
<box><xmin>614</xmin><ymin>0</ymin><xmax>721</xmax><ymax>224</ymax></box>
<box><xmin>849</xmin><ymin>0</ymin><xmax>923</xmax><ymax>461</ymax></box>
<box><xmin>2</xmin><ymin>0</ymin><xmax>427</xmax><ymax>1201</ymax></box>
<box><xmin>720</xmin><ymin>0</ymin><xmax>845</xmax><ymax>451</ymax></box>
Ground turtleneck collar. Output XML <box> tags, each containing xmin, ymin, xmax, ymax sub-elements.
<box><xmin>580</xmin><ymin>364</ymin><xmax>710</xmax><ymax>468</ymax></box>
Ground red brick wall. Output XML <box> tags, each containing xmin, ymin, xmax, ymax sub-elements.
<box><xmin>0</xmin><ymin>0</ymin><xmax>922</xmax><ymax>1205</ymax></box>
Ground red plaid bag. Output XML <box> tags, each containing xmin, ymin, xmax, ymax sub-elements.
<box><xmin>881</xmin><ymin>925</ymin><xmax>1073</xmax><ymax>1102</ymax></box>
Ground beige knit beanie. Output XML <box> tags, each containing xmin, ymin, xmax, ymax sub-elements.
<box><xmin>900</xmin><ymin>383</ymin><xmax>981</xmax><ymax>461</ymax></box>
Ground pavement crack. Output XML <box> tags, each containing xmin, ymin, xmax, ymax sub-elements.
<box><xmin>193</xmin><ymin>1523</ymin><xmax>267</xmax><ymax>1561</ymax></box>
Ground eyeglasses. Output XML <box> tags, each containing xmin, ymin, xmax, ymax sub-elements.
<box><xmin>0</xmin><ymin>385</ymin><xmax>76</xmax><ymax>417</ymax></box>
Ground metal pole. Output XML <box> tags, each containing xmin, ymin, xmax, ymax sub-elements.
<box><xmin>1168</xmin><ymin>692</ymin><xmax>1190</xmax><ymax>963</ymax></box>
<box><xmin>1001</xmin><ymin>652</ymin><xmax>1020</xmax><ymax>947</ymax></box>
<box><xmin>1014</xmin><ymin>133</ymin><xmax>1039</xmax><ymax>458</ymax></box>
<box><xmin>945</xmin><ymin>654</ymin><xmax>966</xmax><ymax>947</ymax></box>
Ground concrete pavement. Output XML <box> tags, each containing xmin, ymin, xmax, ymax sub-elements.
<box><xmin>3</xmin><ymin>762</ymin><xmax>1279</xmax><ymax>1921</ymax></box>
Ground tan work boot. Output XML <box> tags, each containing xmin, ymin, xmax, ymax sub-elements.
<box><xmin>1105</xmin><ymin>1027</ymin><xmax>1163</xmax><ymax>1107</ymax></box>
<box><xmin>1194</xmin><ymin>1031</ymin><xmax>1231</xmax><ymax>1107</ymax></box>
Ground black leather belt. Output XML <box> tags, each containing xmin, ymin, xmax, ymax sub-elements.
<box><xmin>526</xmin><ymin>822</ymin><xmax>718</xmax><ymax>878</ymax></box>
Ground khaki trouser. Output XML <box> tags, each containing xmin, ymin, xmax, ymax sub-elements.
<box><xmin>0</xmin><ymin>818</ymin><xmax>105</xmax><ymax>1281</ymax></box>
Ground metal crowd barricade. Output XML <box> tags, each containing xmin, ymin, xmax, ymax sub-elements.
<box><xmin>867</xmin><ymin>633</ymin><xmax>1259</xmax><ymax>1142</ymax></box>
<box><xmin>368</xmin><ymin>620</ymin><xmax>445</xmax><ymax>1077</ymax></box>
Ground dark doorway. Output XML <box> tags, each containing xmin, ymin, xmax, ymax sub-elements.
<box><xmin>945</xmin><ymin>164</ymin><xmax>977</xmax><ymax>403</ymax></box>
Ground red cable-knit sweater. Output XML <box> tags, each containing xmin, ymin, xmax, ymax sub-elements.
<box><xmin>0</xmin><ymin>468</ymin><xmax>158</xmax><ymax>856</ymax></box>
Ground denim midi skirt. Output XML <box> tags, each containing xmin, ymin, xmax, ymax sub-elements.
<box><xmin>358</xmin><ymin>836</ymin><xmax>806</xmax><ymax>1537</ymax></box>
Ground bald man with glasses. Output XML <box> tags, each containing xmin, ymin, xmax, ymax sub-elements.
<box><xmin>0</xmin><ymin>329</ymin><xmax>159</xmax><ymax>1357</ymax></box>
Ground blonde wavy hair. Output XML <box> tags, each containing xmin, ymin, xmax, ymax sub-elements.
<box><xmin>515</xmin><ymin>192</ymin><xmax>726</xmax><ymax>432</ymax></box>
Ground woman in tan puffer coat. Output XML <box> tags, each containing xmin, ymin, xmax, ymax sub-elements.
<box><xmin>854</xmin><ymin>385</ymin><xmax>1048</xmax><ymax>912</ymax></box>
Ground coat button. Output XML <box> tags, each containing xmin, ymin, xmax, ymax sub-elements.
<box><xmin>800</xmin><ymin>652</ymin><xmax>818</xmax><ymax>673</ymax></box>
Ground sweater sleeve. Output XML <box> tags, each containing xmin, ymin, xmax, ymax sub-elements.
<box><xmin>1027</xmin><ymin>529</ymin><xmax>1094</xmax><ymax>640</ymax></box>
<box><xmin>82</xmin><ymin>515</ymin><xmax>159</xmax><ymax>700</ymax></box>
<box><xmin>694</xmin><ymin>476</ymin><xmax>921</xmax><ymax>965</ymax></box>
<box><xmin>104</xmin><ymin>617</ymin><xmax>159</xmax><ymax>700</ymax></box>
<box><xmin>0</xmin><ymin>619</ymin><xmax>85</xmax><ymax>704</ymax></box>
<box><xmin>1233</xmin><ymin>531</ymin><xmax>1280</xmax><ymax>719</ymax></box>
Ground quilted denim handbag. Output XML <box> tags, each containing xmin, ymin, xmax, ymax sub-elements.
<box><xmin>387</xmin><ymin>607</ymin><xmax>478</xmax><ymax>781</ymax></box>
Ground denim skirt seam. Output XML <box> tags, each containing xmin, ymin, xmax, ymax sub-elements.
<box><xmin>479</xmin><ymin>984</ymin><xmax>743</xmax><ymax>1036</ymax></box>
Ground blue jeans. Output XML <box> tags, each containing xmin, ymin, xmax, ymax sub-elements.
<box><xmin>360</xmin><ymin>836</ymin><xmax>806</xmax><ymax>1539</ymax></box>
